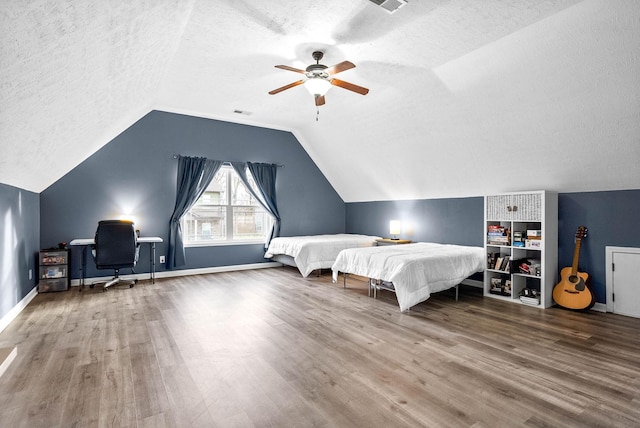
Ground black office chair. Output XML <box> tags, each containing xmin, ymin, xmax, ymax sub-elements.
<box><xmin>93</xmin><ymin>220</ymin><xmax>139</xmax><ymax>290</ymax></box>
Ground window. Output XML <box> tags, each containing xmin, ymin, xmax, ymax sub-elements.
<box><xmin>181</xmin><ymin>166</ymin><xmax>273</xmax><ymax>245</ymax></box>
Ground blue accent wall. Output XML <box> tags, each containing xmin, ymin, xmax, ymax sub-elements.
<box><xmin>40</xmin><ymin>110</ymin><xmax>345</xmax><ymax>279</ymax></box>
<box><xmin>346</xmin><ymin>190</ymin><xmax>640</xmax><ymax>304</ymax></box>
<box><xmin>0</xmin><ymin>183</ymin><xmax>40</xmax><ymax>320</ymax></box>
<box><xmin>346</xmin><ymin>197</ymin><xmax>484</xmax><ymax>246</ymax></box>
<box><xmin>558</xmin><ymin>190</ymin><xmax>640</xmax><ymax>304</ymax></box>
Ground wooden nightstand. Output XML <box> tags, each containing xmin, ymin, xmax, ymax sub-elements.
<box><xmin>376</xmin><ymin>238</ymin><xmax>412</xmax><ymax>246</ymax></box>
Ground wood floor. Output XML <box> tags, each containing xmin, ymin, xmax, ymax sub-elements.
<box><xmin>0</xmin><ymin>267</ymin><xmax>638</xmax><ymax>428</ymax></box>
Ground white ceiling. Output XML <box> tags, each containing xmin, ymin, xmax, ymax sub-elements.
<box><xmin>2</xmin><ymin>0</ymin><xmax>639</xmax><ymax>200</ymax></box>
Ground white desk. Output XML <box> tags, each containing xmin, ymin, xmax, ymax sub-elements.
<box><xmin>69</xmin><ymin>237</ymin><xmax>163</xmax><ymax>289</ymax></box>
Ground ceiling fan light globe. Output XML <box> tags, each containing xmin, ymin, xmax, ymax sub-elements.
<box><xmin>304</xmin><ymin>78</ymin><xmax>332</xmax><ymax>96</ymax></box>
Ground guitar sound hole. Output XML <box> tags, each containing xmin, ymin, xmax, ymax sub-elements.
<box><xmin>569</xmin><ymin>275</ymin><xmax>586</xmax><ymax>291</ymax></box>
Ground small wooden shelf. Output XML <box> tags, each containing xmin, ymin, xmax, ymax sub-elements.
<box><xmin>376</xmin><ymin>238</ymin><xmax>412</xmax><ymax>245</ymax></box>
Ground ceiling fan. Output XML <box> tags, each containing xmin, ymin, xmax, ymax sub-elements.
<box><xmin>268</xmin><ymin>51</ymin><xmax>369</xmax><ymax>107</ymax></box>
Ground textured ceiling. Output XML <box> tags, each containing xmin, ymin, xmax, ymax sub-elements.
<box><xmin>2</xmin><ymin>0</ymin><xmax>639</xmax><ymax>200</ymax></box>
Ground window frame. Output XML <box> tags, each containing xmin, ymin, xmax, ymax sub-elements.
<box><xmin>182</xmin><ymin>165</ymin><xmax>273</xmax><ymax>247</ymax></box>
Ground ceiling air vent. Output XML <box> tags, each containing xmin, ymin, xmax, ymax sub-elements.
<box><xmin>368</xmin><ymin>0</ymin><xmax>407</xmax><ymax>14</ymax></box>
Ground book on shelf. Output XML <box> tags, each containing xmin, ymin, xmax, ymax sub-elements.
<box><xmin>519</xmin><ymin>288</ymin><xmax>540</xmax><ymax>305</ymax></box>
<box><xmin>499</xmin><ymin>255</ymin><xmax>510</xmax><ymax>271</ymax></box>
<box><xmin>487</xmin><ymin>236</ymin><xmax>510</xmax><ymax>246</ymax></box>
<box><xmin>503</xmin><ymin>256</ymin><xmax>511</xmax><ymax>273</ymax></box>
<box><xmin>488</xmin><ymin>255</ymin><xmax>511</xmax><ymax>271</ymax></box>
<box><xmin>526</xmin><ymin>229</ymin><xmax>542</xmax><ymax>244</ymax></box>
<box><xmin>520</xmin><ymin>296</ymin><xmax>540</xmax><ymax>305</ymax></box>
<box><xmin>512</xmin><ymin>231</ymin><xmax>526</xmax><ymax>247</ymax></box>
<box><xmin>487</xmin><ymin>252</ymin><xmax>499</xmax><ymax>269</ymax></box>
<box><xmin>487</xmin><ymin>226</ymin><xmax>510</xmax><ymax>245</ymax></box>
<box><xmin>487</xmin><ymin>226</ymin><xmax>508</xmax><ymax>234</ymax></box>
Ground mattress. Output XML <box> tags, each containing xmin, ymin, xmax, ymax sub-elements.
<box><xmin>331</xmin><ymin>242</ymin><xmax>485</xmax><ymax>311</ymax></box>
<box><xmin>265</xmin><ymin>234</ymin><xmax>380</xmax><ymax>277</ymax></box>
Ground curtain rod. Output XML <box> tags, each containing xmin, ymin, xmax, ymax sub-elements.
<box><xmin>171</xmin><ymin>154</ymin><xmax>283</xmax><ymax>168</ymax></box>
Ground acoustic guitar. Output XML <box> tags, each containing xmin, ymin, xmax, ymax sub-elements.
<box><xmin>553</xmin><ymin>226</ymin><xmax>595</xmax><ymax>310</ymax></box>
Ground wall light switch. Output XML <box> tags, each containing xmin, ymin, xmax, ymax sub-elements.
<box><xmin>29</xmin><ymin>269</ymin><xmax>33</xmax><ymax>280</ymax></box>
<box><xmin>159</xmin><ymin>256</ymin><xmax>165</xmax><ymax>264</ymax></box>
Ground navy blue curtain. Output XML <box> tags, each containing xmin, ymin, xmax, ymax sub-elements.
<box><xmin>231</xmin><ymin>162</ymin><xmax>281</xmax><ymax>248</ymax></box>
<box><xmin>167</xmin><ymin>156</ymin><xmax>223</xmax><ymax>269</ymax></box>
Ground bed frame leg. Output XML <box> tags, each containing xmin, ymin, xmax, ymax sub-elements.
<box><xmin>455</xmin><ymin>284</ymin><xmax>459</xmax><ymax>301</ymax></box>
<box><xmin>343</xmin><ymin>273</ymin><xmax>347</xmax><ymax>289</ymax></box>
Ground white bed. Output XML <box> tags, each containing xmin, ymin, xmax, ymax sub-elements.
<box><xmin>331</xmin><ymin>243</ymin><xmax>485</xmax><ymax>311</ymax></box>
<box><xmin>264</xmin><ymin>234</ymin><xmax>381</xmax><ymax>277</ymax></box>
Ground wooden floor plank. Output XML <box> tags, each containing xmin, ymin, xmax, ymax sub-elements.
<box><xmin>59</xmin><ymin>361</ymin><xmax>102</xmax><ymax>428</ymax></box>
<box><xmin>98</xmin><ymin>367</ymin><xmax>137</xmax><ymax>428</ymax></box>
<box><xmin>0</xmin><ymin>267</ymin><xmax>638</xmax><ymax>427</ymax></box>
<box><xmin>129</xmin><ymin>341</ymin><xmax>172</xmax><ymax>422</ymax></box>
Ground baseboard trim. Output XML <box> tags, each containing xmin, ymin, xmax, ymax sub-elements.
<box><xmin>70</xmin><ymin>262</ymin><xmax>282</xmax><ymax>286</ymax></box>
<box><xmin>591</xmin><ymin>302</ymin><xmax>606</xmax><ymax>313</ymax></box>
<box><xmin>0</xmin><ymin>286</ymin><xmax>38</xmax><ymax>334</ymax></box>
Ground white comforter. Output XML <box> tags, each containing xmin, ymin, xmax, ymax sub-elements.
<box><xmin>331</xmin><ymin>243</ymin><xmax>485</xmax><ymax>311</ymax></box>
<box><xmin>265</xmin><ymin>234</ymin><xmax>380</xmax><ymax>277</ymax></box>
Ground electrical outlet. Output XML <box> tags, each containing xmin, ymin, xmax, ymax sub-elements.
<box><xmin>159</xmin><ymin>255</ymin><xmax>165</xmax><ymax>264</ymax></box>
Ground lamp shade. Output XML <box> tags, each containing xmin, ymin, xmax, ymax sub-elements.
<box><xmin>389</xmin><ymin>220</ymin><xmax>401</xmax><ymax>236</ymax></box>
<box><xmin>304</xmin><ymin>77</ymin><xmax>332</xmax><ymax>96</ymax></box>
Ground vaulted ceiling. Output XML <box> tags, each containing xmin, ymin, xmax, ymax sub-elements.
<box><xmin>2</xmin><ymin>0</ymin><xmax>639</xmax><ymax>200</ymax></box>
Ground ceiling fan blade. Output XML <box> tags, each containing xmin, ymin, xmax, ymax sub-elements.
<box><xmin>275</xmin><ymin>65</ymin><xmax>306</xmax><ymax>74</ymax></box>
<box><xmin>325</xmin><ymin>61</ymin><xmax>355</xmax><ymax>75</ymax></box>
<box><xmin>268</xmin><ymin>80</ymin><xmax>304</xmax><ymax>95</ymax></box>
<box><xmin>331</xmin><ymin>78</ymin><xmax>369</xmax><ymax>95</ymax></box>
<box><xmin>315</xmin><ymin>95</ymin><xmax>325</xmax><ymax>106</ymax></box>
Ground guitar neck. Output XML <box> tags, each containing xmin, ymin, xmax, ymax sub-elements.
<box><xmin>571</xmin><ymin>238</ymin><xmax>582</xmax><ymax>275</ymax></box>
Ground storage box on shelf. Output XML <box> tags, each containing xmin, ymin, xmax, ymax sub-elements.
<box><xmin>38</xmin><ymin>249</ymin><xmax>69</xmax><ymax>292</ymax></box>
<box><xmin>483</xmin><ymin>191</ymin><xmax>558</xmax><ymax>308</ymax></box>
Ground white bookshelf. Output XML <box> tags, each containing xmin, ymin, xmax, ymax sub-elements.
<box><xmin>484</xmin><ymin>191</ymin><xmax>558</xmax><ymax>308</ymax></box>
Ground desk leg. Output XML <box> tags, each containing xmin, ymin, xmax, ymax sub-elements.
<box><xmin>80</xmin><ymin>246</ymin><xmax>87</xmax><ymax>291</ymax></box>
<box><xmin>150</xmin><ymin>243</ymin><xmax>156</xmax><ymax>284</ymax></box>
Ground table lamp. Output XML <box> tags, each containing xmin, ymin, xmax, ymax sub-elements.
<box><xmin>389</xmin><ymin>220</ymin><xmax>401</xmax><ymax>240</ymax></box>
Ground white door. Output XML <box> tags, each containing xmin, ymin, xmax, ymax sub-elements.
<box><xmin>612</xmin><ymin>251</ymin><xmax>640</xmax><ymax>318</ymax></box>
